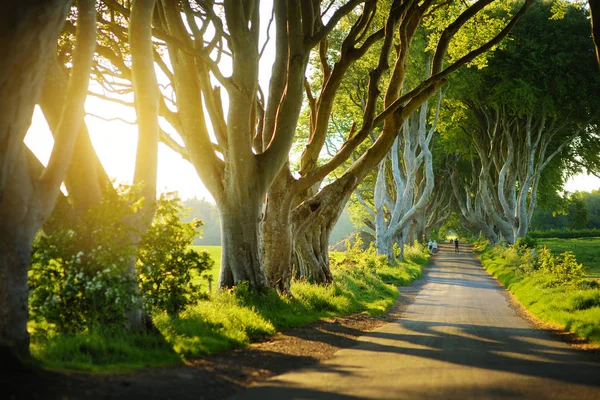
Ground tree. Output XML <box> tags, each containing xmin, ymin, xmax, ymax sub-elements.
<box><xmin>0</xmin><ymin>0</ymin><xmax>96</xmax><ymax>359</ymax></box>
<box><xmin>444</xmin><ymin>1</ymin><xmax>600</xmax><ymax>242</ymax></box>
<box><xmin>591</xmin><ymin>0</ymin><xmax>600</xmax><ymax>67</ymax></box>
<box><xmin>92</xmin><ymin>0</ymin><xmax>532</xmax><ymax>292</ymax></box>
<box><xmin>568</xmin><ymin>193</ymin><xmax>589</xmax><ymax>229</ymax></box>
<box><xmin>283</xmin><ymin>0</ymin><xmax>533</xmax><ymax>288</ymax></box>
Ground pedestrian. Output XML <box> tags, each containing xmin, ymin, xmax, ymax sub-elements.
<box><xmin>428</xmin><ymin>239</ymin><xmax>433</xmax><ymax>253</ymax></box>
<box><xmin>454</xmin><ymin>238</ymin><xmax>459</xmax><ymax>253</ymax></box>
<box><xmin>432</xmin><ymin>240</ymin><xmax>438</xmax><ymax>254</ymax></box>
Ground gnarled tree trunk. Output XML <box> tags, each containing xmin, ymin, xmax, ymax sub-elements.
<box><xmin>218</xmin><ymin>187</ymin><xmax>268</xmax><ymax>289</ymax></box>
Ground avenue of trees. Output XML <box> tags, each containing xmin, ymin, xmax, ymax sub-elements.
<box><xmin>2</xmin><ymin>0</ymin><xmax>600</xmax><ymax>363</ymax></box>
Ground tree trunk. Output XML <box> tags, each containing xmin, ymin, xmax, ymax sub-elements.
<box><xmin>218</xmin><ymin>191</ymin><xmax>268</xmax><ymax>289</ymax></box>
<box><xmin>40</xmin><ymin>57</ymin><xmax>108</xmax><ymax>214</ymax></box>
<box><xmin>292</xmin><ymin>175</ymin><xmax>356</xmax><ymax>284</ymax></box>
<box><xmin>0</xmin><ymin>232</ymin><xmax>32</xmax><ymax>359</ymax></box>
<box><xmin>261</xmin><ymin>170</ymin><xmax>296</xmax><ymax>293</ymax></box>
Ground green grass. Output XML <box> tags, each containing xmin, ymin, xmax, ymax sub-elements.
<box><xmin>31</xmin><ymin>245</ymin><xmax>429</xmax><ymax>372</ymax></box>
<box><xmin>537</xmin><ymin>237</ymin><xmax>600</xmax><ymax>278</ymax></box>
<box><xmin>191</xmin><ymin>245</ymin><xmax>221</xmax><ymax>291</ymax></box>
<box><xmin>480</xmin><ymin>246</ymin><xmax>600</xmax><ymax>347</ymax></box>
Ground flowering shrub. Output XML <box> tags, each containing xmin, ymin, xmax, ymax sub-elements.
<box><xmin>29</xmin><ymin>186</ymin><xmax>139</xmax><ymax>333</ymax></box>
<box><xmin>29</xmin><ymin>187</ymin><xmax>214</xmax><ymax>333</ymax></box>
<box><xmin>137</xmin><ymin>193</ymin><xmax>213</xmax><ymax>316</ymax></box>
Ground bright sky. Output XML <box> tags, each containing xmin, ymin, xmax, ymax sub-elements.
<box><xmin>24</xmin><ymin>2</ymin><xmax>600</xmax><ymax>203</ymax></box>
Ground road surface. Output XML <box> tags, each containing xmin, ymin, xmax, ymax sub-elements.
<box><xmin>229</xmin><ymin>244</ymin><xmax>600</xmax><ymax>400</ymax></box>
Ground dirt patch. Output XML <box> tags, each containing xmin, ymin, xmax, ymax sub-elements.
<box><xmin>4</xmin><ymin>268</ymin><xmax>430</xmax><ymax>400</ymax></box>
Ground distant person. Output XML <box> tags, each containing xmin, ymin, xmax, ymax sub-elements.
<box><xmin>454</xmin><ymin>238</ymin><xmax>459</xmax><ymax>253</ymax></box>
<box><xmin>432</xmin><ymin>240</ymin><xmax>438</xmax><ymax>254</ymax></box>
<box><xmin>449</xmin><ymin>239</ymin><xmax>454</xmax><ymax>245</ymax></box>
<box><xmin>428</xmin><ymin>240</ymin><xmax>433</xmax><ymax>253</ymax></box>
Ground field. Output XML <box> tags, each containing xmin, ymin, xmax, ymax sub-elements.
<box><xmin>538</xmin><ymin>237</ymin><xmax>600</xmax><ymax>278</ymax></box>
<box><xmin>191</xmin><ymin>245</ymin><xmax>221</xmax><ymax>291</ymax></box>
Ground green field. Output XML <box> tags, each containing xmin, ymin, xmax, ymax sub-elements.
<box><xmin>191</xmin><ymin>245</ymin><xmax>221</xmax><ymax>291</ymax></box>
<box><xmin>538</xmin><ymin>237</ymin><xmax>600</xmax><ymax>278</ymax></box>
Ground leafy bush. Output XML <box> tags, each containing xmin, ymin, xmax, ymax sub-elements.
<box><xmin>30</xmin><ymin>188</ymin><xmax>214</xmax><ymax>333</ymax></box>
<box><xmin>515</xmin><ymin>236</ymin><xmax>538</xmax><ymax>249</ymax></box>
<box><xmin>137</xmin><ymin>193</ymin><xmax>213</xmax><ymax>317</ymax></box>
<box><xmin>29</xmin><ymin>186</ymin><xmax>140</xmax><ymax>333</ymax></box>
<box><xmin>537</xmin><ymin>246</ymin><xmax>584</xmax><ymax>286</ymax></box>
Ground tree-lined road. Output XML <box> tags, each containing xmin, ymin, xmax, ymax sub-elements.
<box><xmin>230</xmin><ymin>244</ymin><xmax>600</xmax><ymax>400</ymax></box>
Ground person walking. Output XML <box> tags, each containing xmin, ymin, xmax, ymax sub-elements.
<box><xmin>428</xmin><ymin>240</ymin><xmax>433</xmax><ymax>253</ymax></box>
<box><xmin>454</xmin><ymin>238</ymin><xmax>459</xmax><ymax>253</ymax></box>
<box><xmin>432</xmin><ymin>240</ymin><xmax>438</xmax><ymax>254</ymax></box>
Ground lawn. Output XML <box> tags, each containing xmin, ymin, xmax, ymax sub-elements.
<box><xmin>538</xmin><ymin>237</ymin><xmax>600</xmax><ymax>278</ymax></box>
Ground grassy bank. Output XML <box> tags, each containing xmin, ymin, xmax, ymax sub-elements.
<box><xmin>480</xmin><ymin>245</ymin><xmax>600</xmax><ymax>347</ymax></box>
<box><xmin>537</xmin><ymin>237</ymin><xmax>600</xmax><ymax>278</ymax></box>
<box><xmin>31</xmin><ymin>244</ymin><xmax>428</xmax><ymax>372</ymax></box>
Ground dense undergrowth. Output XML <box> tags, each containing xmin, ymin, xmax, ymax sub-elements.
<box><xmin>30</xmin><ymin>241</ymin><xmax>427</xmax><ymax>372</ymax></box>
<box><xmin>477</xmin><ymin>239</ymin><xmax>600</xmax><ymax>347</ymax></box>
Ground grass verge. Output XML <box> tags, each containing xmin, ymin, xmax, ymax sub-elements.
<box><xmin>31</xmin><ymin>244</ymin><xmax>428</xmax><ymax>372</ymax></box>
<box><xmin>480</xmin><ymin>245</ymin><xmax>600</xmax><ymax>347</ymax></box>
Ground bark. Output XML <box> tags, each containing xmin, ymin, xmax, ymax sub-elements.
<box><xmin>261</xmin><ymin>169</ymin><xmax>296</xmax><ymax>293</ymax></box>
<box><xmin>591</xmin><ymin>0</ymin><xmax>600</xmax><ymax>68</ymax></box>
<box><xmin>218</xmin><ymin>189</ymin><xmax>268</xmax><ymax>289</ymax></box>
<box><xmin>0</xmin><ymin>0</ymin><xmax>95</xmax><ymax>357</ymax></box>
<box><xmin>0</xmin><ymin>227</ymin><xmax>33</xmax><ymax>359</ymax></box>
<box><xmin>292</xmin><ymin>175</ymin><xmax>357</xmax><ymax>284</ymax></box>
<box><xmin>39</xmin><ymin>57</ymin><xmax>109</xmax><ymax>214</ymax></box>
<box><xmin>128</xmin><ymin>0</ymin><xmax>160</xmax><ymax>329</ymax></box>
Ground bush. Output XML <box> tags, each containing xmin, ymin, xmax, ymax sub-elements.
<box><xmin>29</xmin><ymin>188</ymin><xmax>214</xmax><ymax>333</ymax></box>
<box><xmin>537</xmin><ymin>246</ymin><xmax>584</xmax><ymax>286</ymax></box>
<box><xmin>137</xmin><ymin>193</ymin><xmax>214</xmax><ymax>317</ymax></box>
<box><xmin>515</xmin><ymin>236</ymin><xmax>538</xmax><ymax>249</ymax></box>
<box><xmin>29</xmin><ymin>186</ymin><xmax>140</xmax><ymax>333</ymax></box>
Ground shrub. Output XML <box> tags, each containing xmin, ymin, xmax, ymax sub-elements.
<box><xmin>536</xmin><ymin>246</ymin><xmax>584</xmax><ymax>286</ymax></box>
<box><xmin>137</xmin><ymin>193</ymin><xmax>214</xmax><ymax>317</ymax></box>
<box><xmin>29</xmin><ymin>188</ymin><xmax>214</xmax><ymax>333</ymax></box>
<box><xmin>29</xmin><ymin>186</ymin><xmax>140</xmax><ymax>333</ymax></box>
<box><xmin>515</xmin><ymin>236</ymin><xmax>538</xmax><ymax>249</ymax></box>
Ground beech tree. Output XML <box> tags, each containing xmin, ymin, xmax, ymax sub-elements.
<box><xmin>444</xmin><ymin>1</ymin><xmax>600</xmax><ymax>243</ymax></box>
<box><xmin>273</xmin><ymin>0</ymin><xmax>533</xmax><ymax>289</ymax></box>
<box><xmin>0</xmin><ymin>0</ymin><xmax>96</xmax><ymax>360</ymax></box>
<box><xmin>358</xmin><ymin>92</ymin><xmax>441</xmax><ymax>262</ymax></box>
<box><xmin>91</xmin><ymin>0</ymin><xmax>532</xmax><ymax>292</ymax></box>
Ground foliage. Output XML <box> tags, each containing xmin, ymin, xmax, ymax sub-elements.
<box><xmin>29</xmin><ymin>185</ymin><xmax>141</xmax><ymax>333</ymax></box>
<box><xmin>29</xmin><ymin>188</ymin><xmax>214</xmax><ymax>334</ymax></box>
<box><xmin>531</xmin><ymin>190</ymin><xmax>600</xmax><ymax>231</ymax></box>
<box><xmin>480</xmin><ymin>244</ymin><xmax>600</xmax><ymax>346</ymax></box>
<box><xmin>181</xmin><ymin>197</ymin><xmax>221</xmax><ymax>245</ymax></box>
<box><xmin>535</xmin><ymin>246</ymin><xmax>584</xmax><ymax>286</ymax></box>
<box><xmin>514</xmin><ymin>236</ymin><xmax>538</xmax><ymax>249</ymax></box>
<box><xmin>528</xmin><ymin>229</ymin><xmax>600</xmax><ymax>239</ymax></box>
<box><xmin>536</xmin><ymin>237</ymin><xmax>600</xmax><ymax>278</ymax></box>
<box><xmin>32</xmin><ymin>245</ymin><xmax>428</xmax><ymax>371</ymax></box>
<box><xmin>137</xmin><ymin>193</ymin><xmax>214</xmax><ymax>317</ymax></box>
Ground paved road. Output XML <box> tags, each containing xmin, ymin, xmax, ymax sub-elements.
<box><xmin>229</xmin><ymin>244</ymin><xmax>600</xmax><ymax>400</ymax></box>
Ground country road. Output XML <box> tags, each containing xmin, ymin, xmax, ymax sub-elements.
<box><xmin>229</xmin><ymin>244</ymin><xmax>600</xmax><ymax>400</ymax></box>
